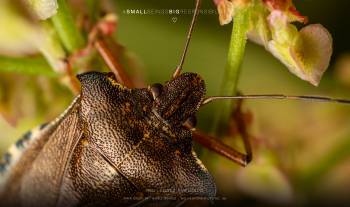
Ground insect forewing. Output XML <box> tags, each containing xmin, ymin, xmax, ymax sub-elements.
<box><xmin>0</xmin><ymin>96</ymin><xmax>82</xmax><ymax>207</ymax></box>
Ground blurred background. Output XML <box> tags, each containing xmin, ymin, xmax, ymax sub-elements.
<box><xmin>1</xmin><ymin>0</ymin><xmax>350</xmax><ymax>206</ymax></box>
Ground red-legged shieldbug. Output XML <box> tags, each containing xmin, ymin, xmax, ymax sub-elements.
<box><xmin>0</xmin><ymin>0</ymin><xmax>349</xmax><ymax>207</ymax></box>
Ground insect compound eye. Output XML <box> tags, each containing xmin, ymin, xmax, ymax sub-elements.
<box><xmin>183</xmin><ymin>115</ymin><xmax>197</xmax><ymax>129</ymax></box>
<box><xmin>150</xmin><ymin>83</ymin><xmax>163</xmax><ymax>100</ymax></box>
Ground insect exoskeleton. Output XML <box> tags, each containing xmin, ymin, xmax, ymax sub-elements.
<box><xmin>0</xmin><ymin>72</ymin><xmax>216</xmax><ymax>207</ymax></box>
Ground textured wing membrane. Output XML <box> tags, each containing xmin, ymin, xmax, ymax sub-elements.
<box><xmin>0</xmin><ymin>96</ymin><xmax>83</xmax><ymax>207</ymax></box>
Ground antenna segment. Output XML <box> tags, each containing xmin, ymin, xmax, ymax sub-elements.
<box><xmin>201</xmin><ymin>94</ymin><xmax>350</xmax><ymax>106</ymax></box>
<box><xmin>172</xmin><ymin>0</ymin><xmax>201</xmax><ymax>78</ymax></box>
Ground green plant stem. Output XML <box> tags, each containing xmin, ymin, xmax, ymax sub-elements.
<box><xmin>213</xmin><ymin>8</ymin><xmax>250</xmax><ymax>135</ymax></box>
<box><xmin>296</xmin><ymin>135</ymin><xmax>350</xmax><ymax>192</ymax></box>
<box><xmin>0</xmin><ymin>56</ymin><xmax>56</xmax><ymax>77</ymax></box>
<box><xmin>51</xmin><ymin>0</ymin><xmax>84</xmax><ymax>53</ymax></box>
<box><xmin>86</xmin><ymin>0</ymin><xmax>100</xmax><ymax>23</ymax></box>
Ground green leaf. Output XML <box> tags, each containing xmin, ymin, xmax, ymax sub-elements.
<box><xmin>51</xmin><ymin>0</ymin><xmax>84</xmax><ymax>53</ymax></box>
<box><xmin>0</xmin><ymin>56</ymin><xmax>56</xmax><ymax>77</ymax></box>
<box><xmin>38</xmin><ymin>22</ymin><xmax>67</xmax><ymax>72</ymax></box>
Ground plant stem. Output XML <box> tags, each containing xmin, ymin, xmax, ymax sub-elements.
<box><xmin>51</xmin><ymin>0</ymin><xmax>84</xmax><ymax>53</ymax></box>
<box><xmin>86</xmin><ymin>0</ymin><xmax>100</xmax><ymax>23</ymax></box>
<box><xmin>213</xmin><ymin>7</ymin><xmax>250</xmax><ymax>135</ymax></box>
<box><xmin>0</xmin><ymin>56</ymin><xmax>56</xmax><ymax>77</ymax></box>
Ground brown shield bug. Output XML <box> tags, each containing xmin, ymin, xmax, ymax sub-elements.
<box><xmin>0</xmin><ymin>0</ymin><xmax>349</xmax><ymax>206</ymax></box>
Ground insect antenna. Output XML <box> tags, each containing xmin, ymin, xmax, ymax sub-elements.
<box><xmin>172</xmin><ymin>0</ymin><xmax>201</xmax><ymax>78</ymax></box>
<box><xmin>201</xmin><ymin>94</ymin><xmax>350</xmax><ymax>106</ymax></box>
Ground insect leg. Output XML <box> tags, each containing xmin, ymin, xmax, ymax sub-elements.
<box><xmin>194</xmin><ymin>96</ymin><xmax>253</xmax><ymax>166</ymax></box>
<box><xmin>193</xmin><ymin>130</ymin><xmax>252</xmax><ymax>167</ymax></box>
<box><xmin>231</xmin><ymin>98</ymin><xmax>253</xmax><ymax>163</ymax></box>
